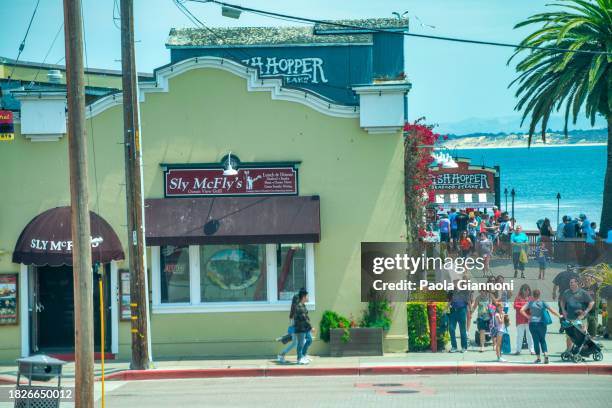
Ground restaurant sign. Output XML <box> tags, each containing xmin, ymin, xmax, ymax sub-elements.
<box><xmin>0</xmin><ymin>110</ymin><xmax>15</xmax><ymax>141</ymax></box>
<box><xmin>431</xmin><ymin>159</ymin><xmax>497</xmax><ymax>194</ymax></box>
<box><xmin>433</xmin><ymin>173</ymin><xmax>491</xmax><ymax>191</ymax></box>
<box><xmin>164</xmin><ymin>161</ymin><xmax>298</xmax><ymax>197</ymax></box>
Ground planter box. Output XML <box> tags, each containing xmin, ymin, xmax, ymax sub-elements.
<box><xmin>330</xmin><ymin>327</ymin><xmax>383</xmax><ymax>357</ymax></box>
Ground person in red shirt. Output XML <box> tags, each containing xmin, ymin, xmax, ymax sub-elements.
<box><xmin>493</xmin><ymin>206</ymin><xmax>501</xmax><ymax>221</ymax></box>
<box><xmin>513</xmin><ymin>284</ymin><xmax>535</xmax><ymax>355</ymax></box>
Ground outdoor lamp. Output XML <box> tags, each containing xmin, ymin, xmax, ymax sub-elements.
<box><xmin>223</xmin><ymin>152</ymin><xmax>239</xmax><ymax>176</ymax></box>
<box><xmin>221</xmin><ymin>5</ymin><xmax>242</xmax><ymax>19</ymax></box>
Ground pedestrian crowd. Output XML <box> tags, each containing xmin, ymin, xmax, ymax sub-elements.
<box><xmin>447</xmin><ymin>272</ymin><xmax>595</xmax><ymax>363</ymax></box>
<box><xmin>436</xmin><ymin>207</ymin><xmax>605</xmax><ymax>276</ymax></box>
<box><xmin>271</xmin><ymin>210</ymin><xmax>604</xmax><ymax>365</ymax></box>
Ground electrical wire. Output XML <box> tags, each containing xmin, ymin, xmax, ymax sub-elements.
<box><xmin>174</xmin><ymin>0</ymin><xmax>354</xmax><ymax>93</ymax></box>
<box><xmin>28</xmin><ymin>22</ymin><xmax>65</xmax><ymax>88</ymax></box>
<box><xmin>192</xmin><ymin>0</ymin><xmax>612</xmax><ymax>56</ymax></box>
<box><xmin>173</xmin><ymin>0</ymin><xmax>251</xmax><ymax>61</ymax></box>
<box><xmin>113</xmin><ymin>0</ymin><xmax>122</xmax><ymax>30</ymax></box>
<box><xmin>2</xmin><ymin>0</ymin><xmax>41</xmax><ymax>108</ymax></box>
<box><xmin>6</xmin><ymin>0</ymin><xmax>41</xmax><ymax>83</ymax></box>
<box><xmin>79</xmin><ymin>0</ymin><xmax>105</xmax><ymax>270</ymax></box>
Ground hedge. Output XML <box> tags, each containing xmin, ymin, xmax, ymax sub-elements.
<box><xmin>406</xmin><ymin>302</ymin><xmax>430</xmax><ymax>351</ymax></box>
<box><xmin>406</xmin><ymin>302</ymin><xmax>450</xmax><ymax>351</ymax></box>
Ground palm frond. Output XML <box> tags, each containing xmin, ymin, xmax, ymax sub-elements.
<box><xmin>509</xmin><ymin>0</ymin><xmax>611</xmax><ymax>143</ymax></box>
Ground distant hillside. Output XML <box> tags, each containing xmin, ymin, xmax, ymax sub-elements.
<box><xmin>441</xmin><ymin>128</ymin><xmax>607</xmax><ymax>148</ymax></box>
<box><xmin>437</xmin><ymin>115</ymin><xmax>607</xmax><ymax>135</ymax></box>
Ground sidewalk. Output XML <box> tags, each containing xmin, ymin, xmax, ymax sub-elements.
<box><xmin>1</xmin><ymin>331</ymin><xmax>610</xmax><ymax>383</ymax></box>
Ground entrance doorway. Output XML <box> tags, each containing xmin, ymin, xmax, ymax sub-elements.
<box><xmin>33</xmin><ymin>265</ymin><xmax>110</xmax><ymax>353</ymax></box>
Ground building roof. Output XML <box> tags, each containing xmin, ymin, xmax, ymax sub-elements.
<box><xmin>313</xmin><ymin>18</ymin><xmax>410</xmax><ymax>33</ymax></box>
<box><xmin>0</xmin><ymin>56</ymin><xmax>153</xmax><ymax>80</ymax></box>
<box><xmin>0</xmin><ymin>80</ymin><xmax>119</xmax><ymax>111</ymax></box>
<box><xmin>166</xmin><ymin>18</ymin><xmax>409</xmax><ymax>47</ymax></box>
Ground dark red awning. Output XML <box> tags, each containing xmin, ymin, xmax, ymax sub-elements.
<box><xmin>12</xmin><ymin>207</ymin><xmax>125</xmax><ymax>266</ymax></box>
<box><xmin>145</xmin><ymin>196</ymin><xmax>321</xmax><ymax>245</ymax></box>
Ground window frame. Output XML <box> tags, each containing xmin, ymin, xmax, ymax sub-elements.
<box><xmin>151</xmin><ymin>243</ymin><xmax>315</xmax><ymax>314</ymax></box>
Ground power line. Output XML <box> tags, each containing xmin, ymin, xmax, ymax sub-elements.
<box><xmin>6</xmin><ymin>0</ymin><xmax>41</xmax><ymax>84</ymax></box>
<box><xmin>81</xmin><ymin>0</ymin><xmax>105</xmax><ymax>271</ymax></box>
<box><xmin>173</xmin><ymin>0</ymin><xmax>251</xmax><ymax>61</ymax></box>
<box><xmin>192</xmin><ymin>0</ymin><xmax>612</xmax><ymax>56</ymax></box>
<box><xmin>175</xmin><ymin>0</ymin><xmax>354</xmax><ymax>93</ymax></box>
<box><xmin>29</xmin><ymin>22</ymin><xmax>65</xmax><ymax>88</ymax></box>
<box><xmin>113</xmin><ymin>0</ymin><xmax>121</xmax><ymax>30</ymax></box>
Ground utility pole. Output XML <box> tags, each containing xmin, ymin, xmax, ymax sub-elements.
<box><xmin>63</xmin><ymin>0</ymin><xmax>94</xmax><ymax>405</ymax></box>
<box><xmin>120</xmin><ymin>0</ymin><xmax>150</xmax><ymax>370</ymax></box>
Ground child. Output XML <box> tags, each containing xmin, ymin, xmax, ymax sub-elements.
<box><xmin>459</xmin><ymin>230</ymin><xmax>473</xmax><ymax>259</ymax></box>
<box><xmin>491</xmin><ymin>302</ymin><xmax>507</xmax><ymax>362</ymax></box>
<box><xmin>535</xmin><ymin>241</ymin><xmax>548</xmax><ymax>280</ymax></box>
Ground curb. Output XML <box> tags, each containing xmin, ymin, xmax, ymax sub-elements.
<box><xmin>0</xmin><ymin>376</ymin><xmax>39</xmax><ymax>385</ymax></box>
<box><xmin>0</xmin><ymin>376</ymin><xmax>16</xmax><ymax>385</ymax></box>
<box><xmin>100</xmin><ymin>364</ymin><xmax>612</xmax><ymax>381</ymax></box>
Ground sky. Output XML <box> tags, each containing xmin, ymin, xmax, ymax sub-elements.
<box><xmin>0</xmin><ymin>0</ymin><xmax>606</xmax><ymax>133</ymax></box>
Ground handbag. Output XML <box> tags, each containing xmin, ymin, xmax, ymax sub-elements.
<box><xmin>542</xmin><ymin>305</ymin><xmax>553</xmax><ymax>325</ymax></box>
<box><xmin>501</xmin><ymin>332</ymin><xmax>511</xmax><ymax>354</ymax></box>
<box><xmin>279</xmin><ymin>333</ymin><xmax>293</xmax><ymax>344</ymax></box>
<box><xmin>519</xmin><ymin>248</ymin><xmax>528</xmax><ymax>264</ymax></box>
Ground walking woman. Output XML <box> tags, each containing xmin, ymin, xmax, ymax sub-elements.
<box><xmin>476</xmin><ymin>232</ymin><xmax>493</xmax><ymax>277</ymax></box>
<box><xmin>294</xmin><ymin>288</ymin><xmax>314</xmax><ymax>365</ymax></box>
<box><xmin>513</xmin><ymin>284</ymin><xmax>535</xmax><ymax>355</ymax></box>
<box><xmin>473</xmin><ymin>289</ymin><xmax>493</xmax><ymax>352</ymax></box>
<box><xmin>539</xmin><ymin>218</ymin><xmax>554</xmax><ymax>254</ymax></box>
<box><xmin>511</xmin><ymin>225</ymin><xmax>529</xmax><ymax>278</ymax></box>
<box><xmin>277</xmin><ymin>292</ymin><xmax>300</xmax><ymax>363</ymax></box>
<box><xmin>521</xmin><ymin>289</ymin><xmax>561</xmax><ymax>364</ymax></box>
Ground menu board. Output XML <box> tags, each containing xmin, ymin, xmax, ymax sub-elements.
<box><xmin>119</xmin><ymin>270</ymin><xmax>131</xmax><ymax>321</ymax></box>
<box><xmin>0</xmin><ymin>274</ymin><xmax>18</xmax><ymax>325</ymax></box>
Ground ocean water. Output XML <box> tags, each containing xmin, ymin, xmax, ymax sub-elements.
<box><xmin>452</xmin><ymin>145</ymin><xmax>606</xmax><ymax>230</ymax></box>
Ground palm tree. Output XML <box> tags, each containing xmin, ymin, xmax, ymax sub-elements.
<box><xmin>509</xmin><ymin>0</ymin><xmax>611</xmax><ymax>236</ymax></box>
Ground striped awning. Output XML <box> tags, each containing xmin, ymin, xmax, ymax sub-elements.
<box><xmin>434</xmin><ymin>192</ymin><xmax>496</xmax><ymax>208</ymax></box>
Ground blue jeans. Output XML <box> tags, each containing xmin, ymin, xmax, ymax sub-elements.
<box><xmin>513</xmin><ymin>251</ymin><xmax>525</xmax><ymax>272</ymax></box>
<box><xmin>296</xmin><ymin>331</ymin><xmax>313</xmax><ymax>360</ymax></box>
<box><xmin>529</xmin><ymin>322</ymin><xmax>548</xmax><ymax>355</ymax></box>
<box><xmin>449</xmin><ymin>306</ymin><xmax>468</xmax><ymax>350</ymax></box>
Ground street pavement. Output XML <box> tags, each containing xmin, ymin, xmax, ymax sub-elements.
<box><xmin>1</xmin><ymin>325</ymin><xmax>611</xmax><ymax>381</ymax></box>
<box><xmin>0</xmin><ymin>259</ymin><xmax>608</xmax><ymax>406</ymax></box>
<box><xmin>92</xmin><ymin>374</ymin><xmax>612</xmax><ymax>407</ymax></box>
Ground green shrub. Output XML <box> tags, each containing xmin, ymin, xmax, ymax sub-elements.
<box><xmin>436</xmin><ymin>302</ymin><xmax>450</xmax><ymax>350</ymax></box>
<box><xmin>319</xmin><ymin>310</ymin><xmax>351</xmax><ymax>343</ymax></box>
<box><xmin>406</xmin><ymin>302</ymin><xmax>430</xmax><ymax>351</ymax></box>
<box><xmin>360</xmin><ymin>299</ymin><xmax>392</xmax><ymax>331</ymax></box>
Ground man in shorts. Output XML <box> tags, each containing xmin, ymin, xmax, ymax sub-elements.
<box><xmin>560</xmin><ymin>277</ymin><xmax>594</xmax><ymax>352</ymax></box>
<box><xmin>439</xmin><ymin>214</ymin><xmax>451</xmax><ymax>244</ymax></box>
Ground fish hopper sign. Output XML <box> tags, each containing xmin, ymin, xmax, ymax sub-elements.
<box><xmin>12</xmin><ymin>207</ymin><xmax>125</xmax><ymax>266</ymax></box>
<box><xmin>430</xmin><ymin>158</ymin><xmax>500</xmax><ymax>208</ymax></box>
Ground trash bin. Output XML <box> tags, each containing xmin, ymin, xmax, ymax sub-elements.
<box><xmin>14</xmin><ymin>354</ymin><xmax>67</xmax><ymax>408</ymax></box>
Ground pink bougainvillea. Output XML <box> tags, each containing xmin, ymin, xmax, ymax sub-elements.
<box><xmin>403</xmin><ymin>120</ymin><xmax>446</xmax><ymax>243</ymax></box>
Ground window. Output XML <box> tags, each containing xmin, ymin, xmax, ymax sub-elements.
<box><xmin>276</xmin><ymin>244</ymin><xmax>306</xmax><ymax>301</ymax></box>
<box><xmin>200</xmin><ymin>244</ymin><xmax>267</xmax><ymax>302</ymax></box>
<box><xmin>159</xmin><ymin>245</ymin><xmax>190</xmax><ymax>304</ymax></box>
<box><xmin>151</xmin><ymin>243</ymin><xmax>315</xmax><ymax>312</ymax></box>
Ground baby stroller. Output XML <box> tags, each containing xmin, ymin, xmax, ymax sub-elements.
<box><xmin>560</xmin><ymin>319</ymin><xmax>604</xmax><ymax>363</ymax></box>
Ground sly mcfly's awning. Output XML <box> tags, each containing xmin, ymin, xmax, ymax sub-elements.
<box><xmin>145</xmin><ymin>196</ymin><xmax>321</xmax><ymax>245</ymax></box>
<box><xmin>12</xmin><ymin>207</ymin><xmax>125</xmax><ymax>266</ymax></box>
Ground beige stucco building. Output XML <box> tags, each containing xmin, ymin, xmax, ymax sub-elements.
<box><xmin>0</xmin><ymin>20</ymin><xmax>411</xmax><ymax>362</ymax></box>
